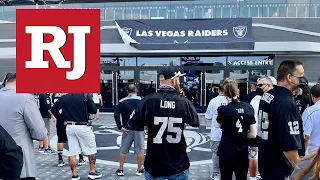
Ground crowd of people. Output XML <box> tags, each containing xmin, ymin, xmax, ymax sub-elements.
<box><xmin>0</xmin><ymin>61</ymin><xmax>320</xmax><ymax>180</ymax></box>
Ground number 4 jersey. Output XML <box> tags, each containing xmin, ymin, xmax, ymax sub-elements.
<box><xmin>128</xmin><ymin>88</ymin><xmax>200</xmax><ymax>178</ymax></box>
<box><xmin>216</xmin><ymin>101</ymin><xmax>256</xmax><ymax>158</ymax></box>
<box><xmin>257</xmin><ymin>85</ymin><xmax>301</xmax><ymax>179</ymax></box>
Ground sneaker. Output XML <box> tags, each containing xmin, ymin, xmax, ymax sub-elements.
<box><xmin>88</xmin><ymin>171</ymin><xmax>102</xmax><ymax>179</ymax></box>
<box><xmin>78</xmin><ymin>159</ymin><xmax>87</xmax><ymax>166</ymax></box>
<box><xmin>116</xmin><ymin>169</ymin><xmax>124</xmax><ymax>176</ymax></box>
<box><xmin>136</xmin><ymin>169</ymin><xmax>144</xmax><ymax>176</ymax></box>
<box><xmin>71</xmin><ymin>175</ymin><xmax>80</xmax><ymax>180</ymax></box>
<box><xmin>48</xmin><ymin>147</ymin><xmax>56</xmax><ymax>155</ymax></box>
<box><xmin>210</xmin><ymin>173</ymin><xmax>220</xmax><ymax>180</ymax></box>
<box><xmin>256</xmin><ymin>173</ymin><xmax>262</xmax><ymax>180</ymax></box>
<box><xmin>38</xmin><ymin>147</ymin><xmax>44</xmax><ymax>153</ymax></box>
<box><xmin>58</xmin><ymin>159</ymin><xmax>65</xmax><ymax>167</ymax></box>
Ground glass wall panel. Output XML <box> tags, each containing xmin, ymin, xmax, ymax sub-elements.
<box><xmin>264</xmin><ymin>0</ymin><xmax>287</xmax><ymax>17</ymax></box>
<box><xmin>287</xmin><ymin>4</ymin><xmax>297</xmax><ymax>17</ymax></box>
<box><xmin>101</xmin><ymin>57</ymin><xmax>136</xmax><ymax>66</ymax></box>
<box><xmin>170</xmin><ymin>1</ymin><xmax>195</xmax><ymax>19</ymax></box>
<box><xmin>3</xmin><ymin>0</ymin><xmax>320</xmax><ymax>21</ymax></box>
<box><xmin>181</xmin><ymin>57</ymin><xmax>226</xmax><ymax>67</ymax></box>
<box><xmin>83</xmin><ymin>2</ymin><xmax>105</xmax><ymax>20</ymax></box>
<box><xmin>139</xmin><ymin>70</ymin><xmax>157</xmax><ymax>97</ymax></box>
<box><xmin>245</xmin><ymin>0</ymin><xmax>263</xmax><ymax>17</ymax></box>
<box><xmin>205</xmin><ymin>70</ymin><xmax>224</xmax><ymax>105</ymax></box>
<box><xmin>137</xmin><ymin>57</ymin><xmax>179</xmax><ymax>66</ymax></box>
<box><xmin>116</xmin><ymin>70</ymin><xmax>134</xmax><ymax>102</ymax></box>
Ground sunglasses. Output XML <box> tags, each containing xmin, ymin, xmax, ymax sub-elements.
<box><xmin>256</xmin><ymin>84</ymin><xmax>266</xmax><ymax>87</ymax></box>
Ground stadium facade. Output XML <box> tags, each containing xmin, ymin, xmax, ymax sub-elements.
<box><xmin>0</xmin><ymin>0</ymin><xmax>319</xmax><ymax>112</ymax></box>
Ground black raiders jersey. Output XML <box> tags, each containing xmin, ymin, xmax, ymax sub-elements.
<box><xmin>257</xmin><ymin>86</ymin><xmax>301</xmax><ymax>179</ymax></box>
<box><xmin>216</xmin><ymin>101</ymin><xmax>256</xmax><ymax>158</ymax></box>
<box><xmin>128</xmin><ymin>88</ymin><xmax>199</xmax><ymax>178</ymax></box>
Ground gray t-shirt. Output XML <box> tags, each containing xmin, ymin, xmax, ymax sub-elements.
<box><xmin>290</xmin><ymin>158</ymin><xmax>314</xmax><ymax>180</ymax></box>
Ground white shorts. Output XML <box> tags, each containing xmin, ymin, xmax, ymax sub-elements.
<box><xmin>66</xmin><ymin>125</ymin><xmax>97</xmax><ymax>156</ymax></box>
<box><xmin>248</xmin><ymin>146</ymin><xmax>258</xmax><ymax>160</ymax></box>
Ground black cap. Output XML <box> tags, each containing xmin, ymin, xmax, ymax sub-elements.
<box><xmin>158</xmin><ymin>66</ymin><xmax>185</xmax><ymax>80</ymax></box>
<box><xmin>2</xmin><ymin>73</ymin><xmax>15</xmax><ymax>86</ymax></box>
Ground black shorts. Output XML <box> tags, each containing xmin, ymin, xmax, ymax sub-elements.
<box><xmin>56</xmin><ymin>124</ymin><xmax>67</xmax><ymax>143</ymax></box>
<box><xmin>95</xmin><ymin>103</ymin><xmax>100</xmax><ymax>109</ymax></box>
<box><xmin>248</xmin><ymin>138</ymin><xmax>258</xmax><ymax>147</ymax></box>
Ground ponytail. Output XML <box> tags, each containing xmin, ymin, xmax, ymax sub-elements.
<box><xmin>223</xmin><ymin>79</ymin><xmax>239</xmax><ymax>102</ymax></box>
<box><xmin>293</xmin><ymin>148</ymin><xmax>320</xmax><ymax>180</ymax></box>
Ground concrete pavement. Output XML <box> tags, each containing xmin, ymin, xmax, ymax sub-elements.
<box><xmin>34</xmin><ymin>114</ymin><xmax>214</xmax><ymax>180</ymax></box>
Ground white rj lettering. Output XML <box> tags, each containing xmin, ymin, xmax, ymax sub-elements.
<box><xmin>25</xmin><ymin>26</ymin><xmax>91</xmax><ymax>80</ymax></box>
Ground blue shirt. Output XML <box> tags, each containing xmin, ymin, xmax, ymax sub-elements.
<box><xmin>302</xmin><ymin>100</ymin><xmax>320</xmax><ymax>154</ymax></box>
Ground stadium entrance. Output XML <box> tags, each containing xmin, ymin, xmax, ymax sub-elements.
<box><xmin>99</xmin><ymin>55</ymin><xmax>274</xmax><ymax>112</ymax></box>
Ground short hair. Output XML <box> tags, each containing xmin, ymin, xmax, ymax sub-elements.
<box><xmin>277</xmin><ymin>60</ymin><xmax>303</xmax><ymax>82</ymax></box>
<box><xmin>311</xmin><ymin>84</ymin><xmax>320</xmax><ymax>98</ymax></box>
<box><xmin>127</xmin><ymin>83</ymin><xmax>137</xmax><ymax>93</ymax></box>
<box><xmin>257</xmin><ymin>77</ymin><xmax>272</xmax><ymax>85</ymax></box>
<box><xmin>5</xmin><ymin>73</ymin><xmax>16</xmax><ymax>84</ymax></box>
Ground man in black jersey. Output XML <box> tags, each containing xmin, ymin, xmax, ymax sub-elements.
<box><xmin>128</xmin><ymin>66</ymin><xmax>199</xmax><ymax>180</ymax></box>
<box><xmin>257</xmin><ymin>60</ymin><xmax>307</xmax><ymax>180</ymax></box>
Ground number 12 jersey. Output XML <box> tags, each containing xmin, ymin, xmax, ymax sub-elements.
<box><xmin>257</xmin><ymin>85</ymin><xmax>301</xmax><ymax>179</ymax></box>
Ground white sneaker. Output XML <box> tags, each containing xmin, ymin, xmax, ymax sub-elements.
<box><xmin>210</xmin><ymin>173</ymin><xmax>220</xmax><ymax>180</ymax></box>
<box><xmin>71</xmin><ymin>175</ymin><xmax>80</xmax><ymax>180</ymax></box>
<box><xmin>88</xmin><ymin>172</ymin><xmax>102</xmax><ymax>179</ymax></box>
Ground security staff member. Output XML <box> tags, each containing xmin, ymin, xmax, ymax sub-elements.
<box><xmin>128</xmin><ymin>66</ymin><xmax>199</xmax><ymax>180</ymax></box>
<box><xmin>51</xmin><ymin>94</ymin><xmax>101</xmax><ymax>180</ymax></box>
<box><xmin>257</xmin><ymin>60</ymin><xmax>307</xmax><ymax>180</ymax></box>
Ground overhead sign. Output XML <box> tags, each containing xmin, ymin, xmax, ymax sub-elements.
<box><xmin>115</xmin><ymin>18</ymin><xmax>254</xmax><ymax>50</ymax></box>
<box><xmin>228</xmin><ymin>59</ymin><xmax>274</xmax><ymax>66</ymax></box>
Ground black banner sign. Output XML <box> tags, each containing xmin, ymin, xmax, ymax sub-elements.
<box><xmin>115</xmin><ymin>18</ymin><xmax>254</xmax><ymax>50</ymax></box>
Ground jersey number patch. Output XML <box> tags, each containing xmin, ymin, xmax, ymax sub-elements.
<box><xmin>236</xmin><ymin>116</ymin><xmax>243</xmax><ymax>132</ymax></box>
<box><xmin>288</xmin><ymin>121</ymin><xmax>300</xmax><ymax>135</ymax></box>
<box><xmin>153</xmin><ymin>116</ymin><xmax>182</xmax><ymax>144</ymax></box>
<box><xmin>258</xmin><ymin>110</ymin><xmax>269</xmax><ymax>140</ymax></box>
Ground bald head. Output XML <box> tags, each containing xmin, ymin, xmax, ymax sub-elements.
<box><xmin>127</xmin><ymin>83</ymin><xmax>137</xmax><ymax>94</ymax></box>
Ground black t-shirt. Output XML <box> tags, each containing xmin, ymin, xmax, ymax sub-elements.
<box><xmin>257</xmin><ymin>86</ymin><xmax>301</xmax><ymax>179</ymax></box>
<box><xmin>38</xmin><ymin>94</ymin><xmax>52</xmax><ymax>118</ymax></box>
<box><xmin>128</xmin><ymin>88</ymin><xmax>199</xmax><ymax>178</ymax></box>
<box><xmin>242</xmin><ymin>91</ymin><xmax>257</xmax><ymax>104</ymax></box>
<box><xmin>217</xmin><ymin>101</ymin><xmax>256</xmax><ymax>158</ymax></box>
<box><xmin>51</xmin><ymin>94</ymin><xmax>97</xmax><ymax>123</ymax></box>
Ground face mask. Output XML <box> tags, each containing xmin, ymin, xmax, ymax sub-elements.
<box><xmin>297</xmin><ymin>76</ymin><xmax>308</xmax><ymax>89</ymax></box>
<box><xmin>256</xmin><ymin>87</ymin><xmax>264</xmax><ymax>96</ymax></box>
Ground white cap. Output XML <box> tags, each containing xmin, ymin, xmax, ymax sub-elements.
<box><xmin>268</xmin><ymin>76</ymin><xmax>277</xmax><ymax>85</ymax></box>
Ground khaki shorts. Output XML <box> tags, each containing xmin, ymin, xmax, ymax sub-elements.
<box><xmin>120</xmin><ymin>131</ymin><xmax>145</xmax><ymax>155</ymax></box>
<box><xmin>43</xmin><ymin>118</ymin><xmax>50</xmax><ymax>137</ymax></box>
<box><xmin>66</xmin><ymin>125</ymin><xmax>97</xmax><ymax>156</ymax></box>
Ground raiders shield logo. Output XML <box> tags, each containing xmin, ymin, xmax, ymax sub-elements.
<box><xmin>233</xmin><ymin>26</ymin><xmax>247</xmax><ymax>38</ymax></box>
<box><xmin>122</xmin><ymin>27</ymin><xmax>132</xmax><ymax>36</ymax></box>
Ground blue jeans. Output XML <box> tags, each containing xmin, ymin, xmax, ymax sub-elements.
<box><xmin>145</xmin><ymin>169</ymin><xmax>189</xmax><ymax>180</ymax></box>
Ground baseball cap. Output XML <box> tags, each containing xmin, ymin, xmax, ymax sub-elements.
<box><xmin>1</xmin><ymin>73</ymin><xmax>15</xmax><ymax>86</ymax></box>
<box><xmin>268</xmin><ymin>76</ymin><xmax>277</xmax><ymax>85</ymax></box>
<box><xmin>158</xmin><ymin>66</ymin><xmax>185</xmax><ymax>81</ymax></box>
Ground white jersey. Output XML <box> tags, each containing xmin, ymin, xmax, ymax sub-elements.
<box><xmin>92</xmin><ymin>93</ymin><xmax>100</xmax><ymax>104</ymax></box>
<box><xmin>250</xmin><ymin>95</ymin><xmax>261</xmax><ymax>127</ymax></box>
<box><xmin>205</xmin><ymin>95</ymin><xmax>228</xmax><ymax>141</ymax></box>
